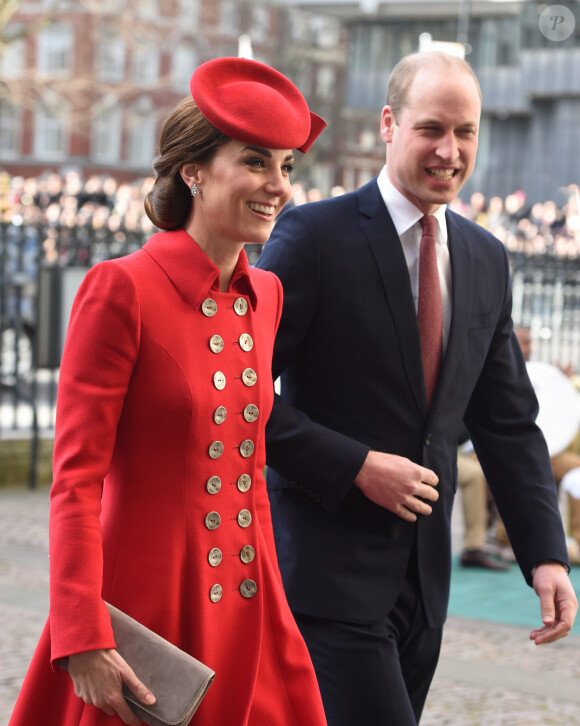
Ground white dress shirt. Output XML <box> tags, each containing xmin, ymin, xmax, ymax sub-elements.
<box><xmin>376</xmin><ymin>166</ymin><xmax>452</xmax><ymax>354</ymax></box>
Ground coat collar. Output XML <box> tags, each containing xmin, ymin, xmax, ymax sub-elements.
<box><xmin>142</xmin><ymin>229</ymin><xmax>259</xmax><ymax>311</ymax></box>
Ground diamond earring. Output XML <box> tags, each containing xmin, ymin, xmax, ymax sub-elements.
<box><xmin>191</xmin><ymin>183</ymin><xmax>200</xmax><ymax>197</ymax></box>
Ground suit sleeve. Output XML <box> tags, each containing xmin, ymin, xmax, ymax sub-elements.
<box><xmin>463</xmin><ymin>246</ymin><xmax>569</xmax><ymax>584</ymax></box>
<box><xmin>257</xmin><ymin>207</ymin><xmax>370</xmax><ymax>512</ymax></box>
<box><xmin>48</xmin><ymin>261</ymin><xmax>140</xmax><ymax>665</ymax></box>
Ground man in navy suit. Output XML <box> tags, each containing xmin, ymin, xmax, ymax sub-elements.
<box><xmin>256</xmin><ymin>51</ymin><xmax>577</xmax><ymax>725</ymax></box>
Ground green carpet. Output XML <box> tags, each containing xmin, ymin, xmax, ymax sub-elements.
<box><xmin>448</xmin><ymin>555</ymin><xmax>580</xmax><ymax>635</ymax></box>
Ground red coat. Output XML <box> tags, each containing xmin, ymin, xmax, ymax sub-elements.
<box><xmin>10</xmin><ymin>230</ymin><xmax>326</xmax><ymax>726</ymax></box>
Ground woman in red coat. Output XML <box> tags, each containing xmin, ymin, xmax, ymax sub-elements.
<box><xmin>9</xmin><ymin>58</ymin><xmax>327</xmax><ymax>726</ymax></box>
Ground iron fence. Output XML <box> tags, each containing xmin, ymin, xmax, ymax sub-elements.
<box><xmin>2</xmin><ymin>219</ymin><xmax>580</xmax><ymax>460</ymax></box>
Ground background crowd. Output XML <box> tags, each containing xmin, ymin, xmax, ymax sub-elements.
<box><xmin>2</xmin><ymin>170</ymin><xmax>580</xmax><ymax>262</ymax></box>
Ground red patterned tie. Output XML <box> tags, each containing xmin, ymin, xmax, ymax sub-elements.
<box><xmin>418</xmin><ymin>215</ymin><xmax>443</xmax><ymax>405</ymax></box>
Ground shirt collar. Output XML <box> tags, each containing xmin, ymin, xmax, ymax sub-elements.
<box><xmin>143</xmin><ymin>229</ymin><xmax>259</xmax><ymax>311</ymax></box>
<box><xmin>377</xmin><ymin>166</ymin><xmax>448</xmax><ymax>243</ymax></box>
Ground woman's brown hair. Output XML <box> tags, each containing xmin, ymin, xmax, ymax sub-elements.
<box><xmin>144</xmin><ymin>98</ymin><xmax>229</xmax><ymax>230</ymax></box>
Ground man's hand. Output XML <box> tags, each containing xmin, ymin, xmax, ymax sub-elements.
<box><xmin>67</xmin><ymin>648</ymin><xmax>156</xmax><ymax>724</ymax></box>
<box><xmin>530</xmin><ymin>563</ymin><xmax>578</xmax><ymax>645</ymax></box>
<box><xmin>354</xmin><ymin>450</ymin><xmax>439</xmax><ymax>522</ymax></box>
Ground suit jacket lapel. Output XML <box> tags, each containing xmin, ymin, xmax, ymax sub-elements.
<box><xmin>433</xmin><ymin>211</ymin><xmax>472</xmax><ymax>407</ymax></box>
<box><xmin>358</xmin><ymin>182</ymin><xmax>426</xmax><ymax>416</ymax></box>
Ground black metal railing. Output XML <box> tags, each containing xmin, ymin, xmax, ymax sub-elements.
<box><xmin>2</xmin><ymin>220</ymin><xmax>580</xmax><ymax>480</ymax></box>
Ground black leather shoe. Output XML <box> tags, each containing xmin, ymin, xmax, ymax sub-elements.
<box><xmin>460</xmin><ymin>549</ymin><xmax>511</xmax><ymax>571</ymax></box>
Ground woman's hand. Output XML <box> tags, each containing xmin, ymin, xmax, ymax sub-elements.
<box><xmin>66</xmin><ymin>648</ymin><xmax>156</xmax><ymax>725</ymax></box>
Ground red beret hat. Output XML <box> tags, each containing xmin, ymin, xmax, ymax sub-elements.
<box><xmin>190</xmin><ymin>57</ymin><xmax>326</xmax><ymax>153</ymax></box>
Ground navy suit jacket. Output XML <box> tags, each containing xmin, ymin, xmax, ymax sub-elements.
<box><xmin>257</xmin><ymin>178</ymin><xmax>568</xmax><ymax>628</ymax></box>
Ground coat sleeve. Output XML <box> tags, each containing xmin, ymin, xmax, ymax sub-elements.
<box><xmin>257</xmin><ymin>206</ymin><xmax>370</xmax><ymax>512</ymax></box>
<box><xmin>48</xmin><ymin>261</ymin><xmax>141</xmax><ymax>666</ymax></box>
<box><xmin>463</xmin><ymin>246</ymin><xmax>569</xmax><ymax>584</ymax></box>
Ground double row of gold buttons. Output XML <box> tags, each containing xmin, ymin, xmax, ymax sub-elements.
<box><xmin>203</xmin><ymin>297</ymin><xmax>258</xmax><ymax>603</ymax></box>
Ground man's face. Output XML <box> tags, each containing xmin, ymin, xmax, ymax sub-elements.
<box><xmin>381</xmin><ymin>66</ymin><xmax>481</xmax><ymax>215</ymax></box>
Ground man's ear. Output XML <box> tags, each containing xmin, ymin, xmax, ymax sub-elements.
<box><xmin>380</xmin><ymin>106</ymin><xmax>396</xmax><ymax>143</ymax></box>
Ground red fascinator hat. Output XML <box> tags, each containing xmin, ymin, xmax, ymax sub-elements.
<box><xmin>190</xmin><ymin>57</ymin><xmax>326</xmax><ymax>153</ymax></box>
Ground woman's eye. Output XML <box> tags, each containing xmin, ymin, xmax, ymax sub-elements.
<box><xmin>247</xmin><ymin>158</ymin><xmax>265</xmax><ymax>167</ymax></box>
<box><xmin>283</xmin><ymin>163</ymin><xmax>295</xmax><ymax>174</ymax></box>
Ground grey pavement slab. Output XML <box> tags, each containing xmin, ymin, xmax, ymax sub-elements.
<box><xmin>0</xmin><ymin>485</ymin><xmax>579</xmax><ymax>725</ymax></box>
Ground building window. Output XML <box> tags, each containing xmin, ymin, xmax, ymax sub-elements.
<box><xmin>0</xmin><ymin>100</ymin><xmax>21</xmax><ymax>158</ymax></box>
<box><xmin>219</xmin><ymin>0</ymin><xmax>240</xmax><ymax>34</ymax></box>
<box><xmin>34</xmin><ymin>98</ymin><xmax>68</xmax><ymax>158</ymax></box>
<box><xmin>251</xmin><ymin>5</ymin><xmax>271</xmax><ymax>42</ymax></box>
<box><xmin>0</xmin><ymin>33</ymin><xmax>25</xmax><ymax>79</ymax></box>
<box><xmin>92</xmin><ymin>102</ymin><xmax>122</xmax><ymax>162</ymax></box>
<box><xmin>178</xmin><ymin>0</ymin><xmax>200</xmax><ymax>21</ymax></box>
<box><xmin>172</xmin><ymin>44</ymin><xmax>198</xmax><ymax>91</ymax></box>
<box><xmin>135</xmin><ymin>0</ymin><xmax>157</xmax><ymax>17</ymax></box>
<box><xmin>316</xmin><ymin>66</ymin><xmax>336</xmax><ymax>99</ymax></box>
<box><xmin>127</xmin><ymin>97</ymin><xmax>156</xmax><ymax>166</ymax></box>
<box><xmin>37</xmin><ymin>22</ymin><xmax>74</xmax><ymax>76</ymax></box>
<box><xmin>132</xmin><ymin>38</ymin><xmax>159</xmax><ymax>85</ymax></box>
<box><xmin>96</xmin><ymin>26</ymin><xmax>125</xmax><ymax>83</ymax></box>
<box><xmin>311</xmin><ymin>15</ymin><xmax>341</xmax><ymax>50</ymax></box>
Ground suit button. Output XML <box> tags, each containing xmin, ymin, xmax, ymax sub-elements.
<box><xmin>237</xmin><ymin>474</ymin><xmax>252</xmax><ymax>492</ymax></box>
<box><xmin>206</xmin><ymin>476</ymin><xmax>221</xmax><ymax>494</ymax></box>
<box><xmin>201</xmin><ymin>299</ymin><xmax>217</xmax><ymax>317</ymax></box>
<box><xmin>240</xmin><ymin>579</ymin><xmax>257</xmax><ymax>598</ymax></box>
<box><xmin>234</xmin><ymin>297</ymin><xmax>248</xmax><ymax>316</ymax></box>
<box><xmin>213</xmin><ymin>406</ymin><xmax>227</xmax><ymax>425</ymax></box>
<box><xmin>208</xmin><ymin>548</ymin><xmax>222</xmax><ymax>567</ymax></box>
<box><xmin>243</xmin><ymin>404</ymin><xmax>259</xmax><ymax>423</ymax></box>
<box><xmin>209</xmin><ymin>441</ymin><xmax>224</xmax><ymax>459</ymax></box>
<box><xmin>237</xmin><ymin>509</ymin><xmax>252</xmax><ymax>528</ymax></box>
<box><xmin>239</xmin><ymin>439</ymin><xmax>254</xmax><ymax>458</ymax></box>
<box><xmin>209</xmin><ymin>334</ymin><xmax>224</xmax><ymax>353</ymax></box>
<box><xmin>240</xmin><ymin>545</ymin><xmax>255</xmax><ymax>564</ymax></box>
<box><xmin>242</xmin><ymin>368</ymin><xmax>257</xmax><ymax>387</ymax></box>
<box><xmin>425</xmin><ymin>434</ymin><xmax>432</xmax><ymax>445</ymax></box>
<box><xmin>239</xmin><ymin>333</ymin><xmax>253</xmax><ymax>351</ymax></box>
<box><xmin>210</xmin><ymin>584</ymin><xmax>223</xmax><ymax>602</ymax></box>
<box><xmin>205</xmin><ymin>511</ymin><xmax>221</xmax><ymax>530</ymax></box>
<box><xmin>213</xmin><ymin>371</ymin><xmax>226</xmax><ymax>390</ymax></box>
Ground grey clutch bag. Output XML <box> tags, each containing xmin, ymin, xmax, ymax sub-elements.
<box><xmin>106</xmin><ymin>602</ymin><xmax>215</xmax><ymax>726</ymax></box>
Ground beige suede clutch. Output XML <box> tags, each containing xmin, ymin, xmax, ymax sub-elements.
<box><xmin>106</xmin><ymin>602</ymin><xmax>215</xmax><ymax>726</ymax></box>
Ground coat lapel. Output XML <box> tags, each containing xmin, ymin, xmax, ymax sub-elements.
<box><xmin>357</xmin><ymin>182</ymin><xmax>426</xmax><ymax>416</ymax></box>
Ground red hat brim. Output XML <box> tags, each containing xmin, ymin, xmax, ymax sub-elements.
<box><xmin>190</xmin><ymin>57</ymin><xmax>325</xmax><ymax>153</ymax></box>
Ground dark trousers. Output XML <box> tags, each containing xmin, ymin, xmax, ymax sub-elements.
<box><xmin>294</xmin><ymin>558</ymin><xmax>443</xmax><ymax>725</ymax></box>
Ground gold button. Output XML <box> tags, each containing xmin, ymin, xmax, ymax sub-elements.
<box><xmin>208</xmin><ymin>441</ymin><xmax>224</xmax><ymax>459</ymax></box>
<box><xmin>242</xmin><ymin>368</ymin><xmax>257</xmax><ymax>387</ymax></box>
<box><xmin>206</xmin><ymin>476</ymin><xmax>221</xmax><ymax>494</ymax></box>
<box><xmin>210</xmin><ymin>584</ymin><xmax>223</xmax><ymax>602</ymax></box>
<box><xmin>239</xmin><ymin>333</ymin><xmax>253</xmax><ymax>351</ymax></box>
<box><xmin>205</xmin><ymin>511</ymin><xmax>221</xmax><ymax>530</ymax></box>
<box><xmin>213</xmin><ymin>406</ymin><xmax>227</xmax><ymax>424</ymax></box>
<box><xmin>208</xmin><ymin>548</ymin><xmax>222</xmax><ymax>567</ymax></box>
<box><xmin>213</xmin><ymin>371</ymin><xmax>226</xmax><ymax>390</ymax></box>
<box><xmin>237</xmin><ymin>509</ymin><xmax>252</xmax><ymax>528</ymax></box>
<box><xmin>202</xmin><ymin>299</ymin><xmax>217</xmax><ymax>317</ymax></box>
<box><xmin>209</xmin><ymin>334</ymin><xmax>224</xmax><ymax>353</ymax></box>
<box><xmin>240</xmin><ymin>579</ymin><xmax>257</xmax><ymax>598</ymax></box>
<box><xmin>234</xmin><ymin>297</ymin><xmax>248</xmax><ymax>316</ymax></box>
<box><xmin>240</xmin><ymin>545</ymin><xmax>255</xmax><ymax>564</ymax></box>
<box><xmin>237</xmin><ymin>474</ymin><xmax>252</xmax><ymax>492</ymax></box>
<box><xmin>243</xmin><ymin>404</ymin><xmax>259</xmax><ymax>423</ymax></box>
<box><xmin>239</xmin><ymin>439</ymin><xmax>255</xmax><ymax>458</ymax></box>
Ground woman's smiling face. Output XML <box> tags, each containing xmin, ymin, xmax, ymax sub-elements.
<box><xmin>189</xmin><ymin>139</ymin><xmax>294</xmax><ymax>248</ymax></box>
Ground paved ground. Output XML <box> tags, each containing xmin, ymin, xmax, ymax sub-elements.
<box><xmin>1</xmin><ymin>484</ymin><xmax>579</xmax><ymax>726</ymax></box>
